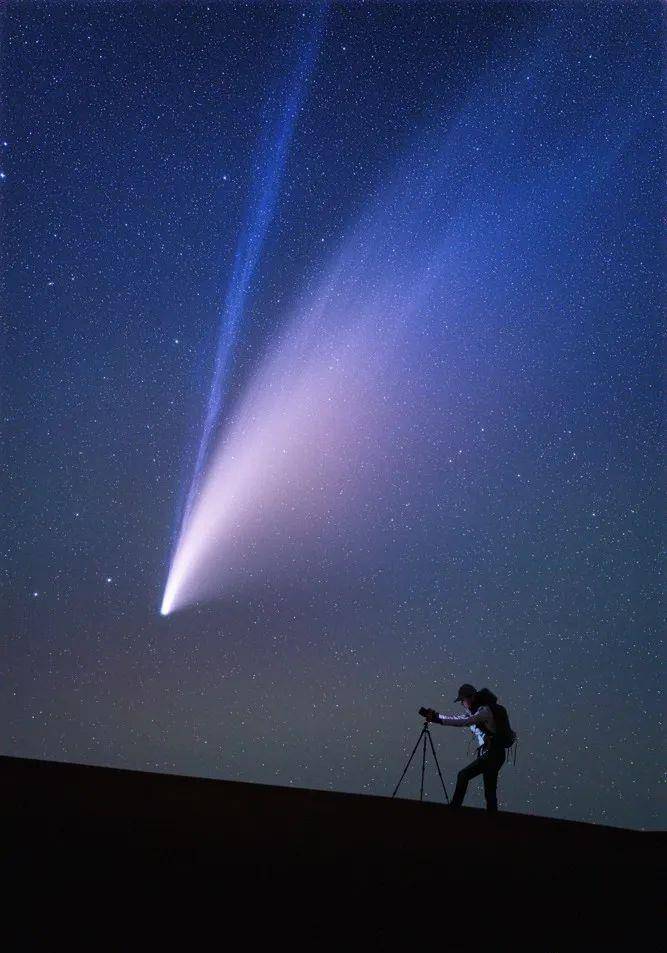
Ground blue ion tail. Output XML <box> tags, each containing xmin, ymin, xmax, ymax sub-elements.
<box><xmin>161</xmin><ymin>4</ymin><xmax>329</xmax><ymax>616</ymax></box>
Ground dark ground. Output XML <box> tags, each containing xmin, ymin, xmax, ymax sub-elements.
<box><xmin>4</xmin><ymin>755</ymin><xmax>663</xmax><ymax>943</ymax></box>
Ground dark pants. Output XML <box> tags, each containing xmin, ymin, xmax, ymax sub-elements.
<box><xmin>451</xmin><ymin>745</ymin><xmax>506</xmax><ymax>812</ymax></box>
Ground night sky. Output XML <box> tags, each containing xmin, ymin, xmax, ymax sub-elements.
<box><xmin>3</xmin><ymin>2</ymin><xmax>663</xmax><ymax>830</ymax></box>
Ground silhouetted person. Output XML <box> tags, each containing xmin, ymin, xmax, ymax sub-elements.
<box><xmin>420</xmin><ymin>684</ymin><xmax>514</xmax><ymax>812</ymax></box>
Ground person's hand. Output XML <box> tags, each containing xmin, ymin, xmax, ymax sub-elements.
<box><xmin>419</xmin><ymin>707</ymin><xmax>438</xmax><ymax>722</ymax></box>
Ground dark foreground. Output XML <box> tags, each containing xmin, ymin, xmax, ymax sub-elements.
<box><xmin>4</xmin><ymin>755</ymin><xmax>664</xmax><ymax>940</ymax></box>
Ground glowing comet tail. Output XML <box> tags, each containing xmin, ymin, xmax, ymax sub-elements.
<box><xmin>160</xmin><ymin>11</ymin><xmax>633</xmax><ymax>616</ymax></box>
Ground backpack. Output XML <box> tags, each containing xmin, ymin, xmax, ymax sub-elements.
<box><xmin>487</xmin><ymin>702</ymin><xmax>516</xmax><ymax>749</ymax></box>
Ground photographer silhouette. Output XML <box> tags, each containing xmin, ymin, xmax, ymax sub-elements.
<box><xmin>420</xmin><ymin>684</ymin><xmax>515</xmax><ymax>813</ymax></box>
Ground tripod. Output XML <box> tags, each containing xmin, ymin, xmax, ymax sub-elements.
<box><xmin>392</xmin><ymin>720</ymin><xmax>450</xmax><ymax>802</ymax></box>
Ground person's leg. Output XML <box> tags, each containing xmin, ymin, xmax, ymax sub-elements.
<box><xmin>451</xmin><ymin>755</ymin><xmax>485</xmax><ymax>808</ymax></box>
<box><xmin>482</xmin><ymin>751</ymin><xmax>505</xmax><ymax>812</ymax></box>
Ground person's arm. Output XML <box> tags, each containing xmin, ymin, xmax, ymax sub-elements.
<box><xmin>436</xmin><ymin>707</ymin><xmax>489</xmax><ymax>728</ymax></box>
<box><xmin>435</xmin><ymin>712</ymin><xmax>477</xmax><ymax>727</ymax></box>
<box><xmin>418</xmin><ymin>707</ymin><xmax>488</xmax><ymax>727</ymax></box>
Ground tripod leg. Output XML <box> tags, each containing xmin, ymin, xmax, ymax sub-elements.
<box><xmin>392</xmin><ymin>727</ymin><xmax>427</xmax><ymax>797</ymax></box>
<box><xmin>426</xmin><ymin>728</ymin><xmax>450</xmax><ymax>803</ymax></box>
<box><xmin>420</xmin><ymin>731</ymin><xmax>427</xmax><ymax>801</ymax></box>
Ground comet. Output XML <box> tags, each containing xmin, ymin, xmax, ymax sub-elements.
<box><xmin>161</xmin><ymin>11</ymin><xmax>642</xmax><ymax>617</ymax></box>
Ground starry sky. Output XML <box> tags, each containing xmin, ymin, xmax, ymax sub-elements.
<box><xmin>3</xmin><ymin>2</ymin><xmax>663</xmax><ymax>830</ymax></box>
